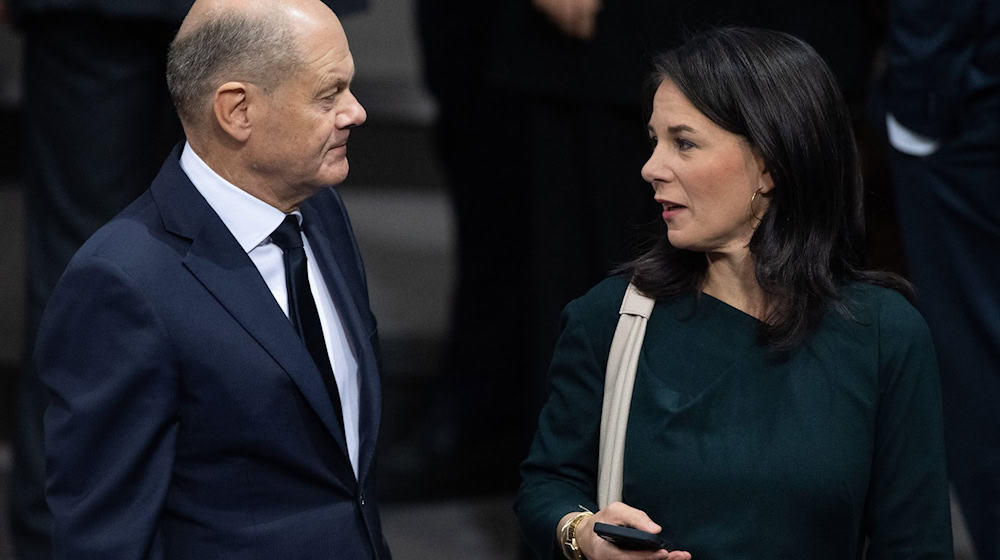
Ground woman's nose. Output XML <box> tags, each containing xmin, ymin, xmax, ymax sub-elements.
<box><xmin>641</xmin><ymin>149</ymin><xmax>670</xmax><ymax>185</ymax></box>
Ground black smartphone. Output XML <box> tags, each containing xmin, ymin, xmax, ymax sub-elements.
<box><xmin>592</xmin><ymin>522</ymin><xmax>669</xmax><ymax>551</ymax></box>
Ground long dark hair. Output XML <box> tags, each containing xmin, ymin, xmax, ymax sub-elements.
<box><xmin>626</xmin><ymin>27</ymin><xmax>910</xmax><ymax>350</ymax></box>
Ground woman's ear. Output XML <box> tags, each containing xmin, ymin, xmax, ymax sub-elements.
<box><xmin>753</xmin><ymin>148</ymin><xmax>775</xmax><ymax>194</ymax></box>
<box><xmin>760</xmin><ymin>168</ymin><xmax>775</xmax><ymax>194</ymax></box>
<box><xmin>212</xmin><ymin>81</ymin><xmax>253</xmax><ymax>142</ymax></box>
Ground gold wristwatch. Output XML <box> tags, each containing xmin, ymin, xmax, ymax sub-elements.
<box><xmin>559</xmin><ymin>510</ymin><xmax>593</xmax><ymax>560</ymax></box>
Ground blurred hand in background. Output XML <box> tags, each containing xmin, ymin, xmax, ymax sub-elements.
<box><xmin>532</xmin><ymin>0</ymin><xmax>601</xmax><ymax>39</ymax></box>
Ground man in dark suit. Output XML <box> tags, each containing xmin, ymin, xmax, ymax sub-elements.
<box><xmin>33</xmin><ymin>0</ymin><xmax>390</xmax><ymax>557</ymax></box>
<box><xmin>7</xmin><ymin>0</ymin><xmax>368</xmax><ymax>557</ymax></box>
<box><xmin>885</xmin><ymin>1</ymin><xmax>1000</xmax><ymax>557</ymax></box>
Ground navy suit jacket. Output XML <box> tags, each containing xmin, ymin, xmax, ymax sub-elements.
<box><xmin>36</xmin><ymin>145</ymin><xmax>391</xmax><ymax>559</ymax></box>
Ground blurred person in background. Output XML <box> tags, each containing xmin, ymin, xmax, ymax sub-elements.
<box><xmin>6</xmin><ymin>0</ymin><xmax>366</xmax><ymax>557</ymax></box>
<box><xmin>884</xmin><ymin>0</ymin><xmax>1000</xmax><ymax>557</ymax></box>
<box><xmin>409</xmin><ymin>0</ymin><xmax>532</xmax><ymax>494</ymax></box>
<box><xmin>516</xmin><ymin>27</ymin><xmax>953</xmax><ymax>560</ymax></box>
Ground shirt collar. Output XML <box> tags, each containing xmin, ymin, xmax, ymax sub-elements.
<box><xmin>179</xmin><ymin>141</ymin><xmax>299</xmax><ymax>253</ymax></box>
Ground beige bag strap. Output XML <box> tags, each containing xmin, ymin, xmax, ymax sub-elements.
<box><xmin>598</xmin><ymin>282</ymin><xmax>656</xmax><ymax>508</ymax></box>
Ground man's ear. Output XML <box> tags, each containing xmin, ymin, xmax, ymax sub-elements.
<box><xmin>213</xmin><ymin>81</ymin><xmax>253</xmax><ymax>142</ymax></box>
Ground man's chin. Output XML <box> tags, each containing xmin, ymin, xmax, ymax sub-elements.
<box><xmin>317</xmin><ymin>162</ymin><xmax>349</xmax><ymax>187</ymax></box>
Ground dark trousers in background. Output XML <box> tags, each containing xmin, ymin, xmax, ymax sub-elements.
<box><xmin>416</xmin><ymin>85</ymin><xmax>534</xmax><ymax>488</ymax></box>
<box><xmin>891</xmin><ymin>117</ymin><xmax>1000</xmax><ymax>560</ymax></box>
<box><xmin>410</xmin><ymin>88</ymin><xmax>656</xmax><ymax>494</ymax></box>
<box><xmin>10</xmin><ymin>14</ymin><xmax>181</xmax><ymax>559</ymax></box>
<box><xmin>525</xmin><ymin>96</ymin><xmax>657</xmax><ymax>384</ymax></box>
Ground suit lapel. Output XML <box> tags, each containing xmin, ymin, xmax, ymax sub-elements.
<box><xmin>302</xmin><ymin>197</ymin><xmax>381</xmax><ymax>485</ymax></box>
<box><xmin>151</xmin><ymin>149</ymin><xmax>352</xmax><ymax>468</ymax></box>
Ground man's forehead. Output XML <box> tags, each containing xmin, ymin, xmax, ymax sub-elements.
<box><xmin>307</xmin><ymin>50</ymin><xmax>354</xmax><ymax>92</ymax></box>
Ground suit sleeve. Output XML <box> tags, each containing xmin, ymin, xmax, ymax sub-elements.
<box><xmin>38</xmin><ymin>256</ymin><xmax>178</xmax><ymax>560</ymax></box>
<box><xmin>514</xmin><ymin>300</ymin><xmax>605</xmax><ymax>560</ymax></box>
<box><xmin>885</xmin><ymin>0</ymin><xmax>981</xmax><ymax>137</ymax></box>
<box><xmin>863</xmin><ymin>292</ymin><xmax>954</xmax><ymax>559</ymax></box>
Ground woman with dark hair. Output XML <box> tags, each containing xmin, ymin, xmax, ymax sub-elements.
<box><xmin>515</xmin><ymin>27</ymin><xmax>953</xmax><ymax>560</ymax></box>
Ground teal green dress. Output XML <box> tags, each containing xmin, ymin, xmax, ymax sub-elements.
<box><xmin>515</xmin><ymin>275</ymin><xmax>953</xmax><ymax>559</ymax></box>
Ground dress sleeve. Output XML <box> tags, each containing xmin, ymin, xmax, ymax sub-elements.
<box><xmin>514</xmin><ymin>300</ymin><xmax>607</xmax><ymax>559</ymax></box>
<box><xmin>38</xmin><ymin>256</ymin><xmax>178</xmax><ymax>560</ymax></box>
<box><xmin>863</xmin><ymin>292</ymin><xmax>954</xmax><ymax>559</ymax></box>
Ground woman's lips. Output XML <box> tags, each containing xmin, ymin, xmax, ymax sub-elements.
<box><xmin>662</xmin><ymin>203</ymin><xmax>686</xmax><ymax>220</ymax></box>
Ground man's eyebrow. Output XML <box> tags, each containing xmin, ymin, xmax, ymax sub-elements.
<box><xmin>316</xmin><ymin>74</ymin><xmax>350</xmax><ymax>95</ymax></box>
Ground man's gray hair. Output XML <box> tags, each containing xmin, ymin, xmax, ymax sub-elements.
<box><xmin>166</xmin><ymin>12</ymin><xmax>299</xmax><ymax>126</ymax></box>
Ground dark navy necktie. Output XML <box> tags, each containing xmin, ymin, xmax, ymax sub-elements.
<box><xmin>270</xmin><ymin>215</ymin><xmax>345</xmax><ymax>431</ymax></box>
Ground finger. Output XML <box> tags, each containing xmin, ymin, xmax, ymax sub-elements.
<box><xmin>553</xmin><ymin>0</ymin><xmax>579</xmax><ymax>36</ymax></box>
<box><xmin>636</xmin><ymin>550</ymin><xmax>672</xmax><ymax>560</ymax></box>
<box><xmin>573</xmin><ymin>13</ymin><xmax>596</xmax><ymax>39</ymax></box>
<box><xmin>603</xmin><ymin>502</ymin><xmax>661</xmax><ymax>533</ymax></box>
<box><xmin>578</xmin><ymin>0</ymin><xmax>603</xmax><ymax>39</ymax></box>
<box><xmin>666</xmin><ymin>550</ymin><xmax>692</xmax><ymax>560</ymax></box>
<box><xmin>571</xmin><ymin>1</ymin><xmax>599</xmax><ymax>39</ymax></box>
<box><xmin>532</xmin><ymin>0</ymin><xmax>572</xmax><ymax>36</ymax></box>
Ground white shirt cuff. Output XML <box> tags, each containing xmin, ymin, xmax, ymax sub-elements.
<box><xmin>886</xmin><ymin>113</ymin><xmax>940</xmax><ymax>156</ymax></box>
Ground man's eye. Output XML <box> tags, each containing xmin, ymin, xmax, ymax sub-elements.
<box><xmin>647</xmin><ymin>135</ymin><xmax>657</xmax><ymax>148</ymax></box>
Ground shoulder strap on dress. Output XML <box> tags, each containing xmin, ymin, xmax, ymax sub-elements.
<box><xmin>598</xmin><ymin>282</ymin><xmax>655</xmax><ymax>508</ymax></box>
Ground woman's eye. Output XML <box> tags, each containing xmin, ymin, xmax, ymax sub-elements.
<box><xmin>675</xmin><ymin>138</ymin><xmax>695</xmax><ymax>151</ymax></box>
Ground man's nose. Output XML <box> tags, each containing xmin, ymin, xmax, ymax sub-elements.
<box><xmin>340</xmin><ymin>92</ymin><xmax>367</xmax><ymax>129</ymax></box>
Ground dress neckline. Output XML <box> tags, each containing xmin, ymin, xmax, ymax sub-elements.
<box><xmin>698</xmin><ymin>291</ymin><xmax>763</xmax><ymax>324</ymax></box>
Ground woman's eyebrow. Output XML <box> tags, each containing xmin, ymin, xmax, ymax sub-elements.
<box><xmin>667</xmin><ymin>124</ymin><xmax>696</xmax><ymax>134</ymax></box>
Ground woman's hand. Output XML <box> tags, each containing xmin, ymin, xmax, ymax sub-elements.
<box><xmin>573</xmin><ymin>502</ymin><xmax>692</xmax><ymax>560</ymax></box>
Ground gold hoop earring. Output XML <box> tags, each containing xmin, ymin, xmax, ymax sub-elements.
<box><xmin>749</xmin><ymin>188</ymin><xmax>765</xmax><ymax>225</ymax></box>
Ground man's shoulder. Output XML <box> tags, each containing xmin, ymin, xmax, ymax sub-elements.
<box><xmin>75</xmin><ymin>145</ymin><xmax>205</xmax><ymax>269</ymax></box>
<box><xmin>69</xmin><ymin>188</ymin><xmax>178</xmax><ymax>277</ymax></box>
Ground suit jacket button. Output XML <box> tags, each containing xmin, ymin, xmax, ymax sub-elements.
<box><xmin>360</xmin><ymin>493</ymin><xmax>366</xmax><ymax>506</ymax></box>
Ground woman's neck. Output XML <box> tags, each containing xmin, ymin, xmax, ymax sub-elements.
<box><xmin>702</xmin><ymin>250</ymin><xmax>767</xmax><ymax>320</ymax></box>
